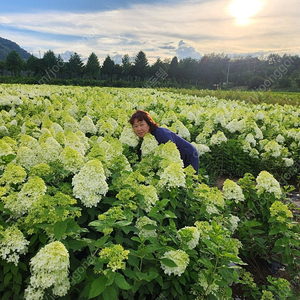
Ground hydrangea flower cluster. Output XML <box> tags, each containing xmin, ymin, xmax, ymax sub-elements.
<box><xmin>0</xmin><ymin>225</ymin><xmax>29</xmax><ymax>265</ymax></box>
<box><xmin>160</xmin><ymin>249</ymin><xmax>190</xmax><ymax>276</ymax></box>
<box><xmin>140</xmin><ymin>133</ymin><xmax>159</xmax><ymax>157</ymax></box>
<box><xmin>99</xmin><ymin>244</ymin><xmax>129</xmax><ymax>272</ymax></box>
<box><xmin>25</xmin><ymin>241</ymin><xmax>70</xmax><ymax>300</ymax></box>
<box><xmin>177</xmin><ymin>226</ymin><xmax>200</xmax><ymax>249</ymax></box>
<box><xmin>135</xmin><ymin>216</ymin><xmax>157</xmax><ymax>238</ymax></box>
<box><xmin>3</xmin><ymin>176</ymin><xmax>47</xmax><ymax>216</ymax></box>
<box><xmin>136</xmin><ymin>185</ymin><xmax>158</xmax><ymax>212</ymax></box>
<box><xmin>270</xmin><ymin>201</ymin><xmax>293</xmax><ymax>223</ymax></box>
<box><xmin>72</xmin><ymin>159</ymin><xmax>108</xmax><ymax>207</ymax></box>
<box><xmin>222</xmin><ymin>179</ymin><xmax>245</xmax><ymax>203</ymax></box>
<box><xmin>256</xmin><ymin>171</ymin><xmax>282</xmax><ymax>199</ymax></box>
<box><xmin>158</xmin><ymin>162</ymin><xmax>186</xmax><ymax>190</ymax></box>
<box><xmin>119</xmin><ymin>123</ymin><xmax>139</xmax><ymax>147</ymax></box>
<box><xmin>210</xmin><ymin>131</ymin><xmax>227</xmax><ymax>146</ymax></box>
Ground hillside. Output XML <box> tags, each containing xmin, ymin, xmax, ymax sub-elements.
<box><xmin>0</xmin><ymin>37</ymin><xmax>31</xmax><ymax>61</ymax></box>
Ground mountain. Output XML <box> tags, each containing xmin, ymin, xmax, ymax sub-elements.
<box><xmin>0</xmin><ymin>37</ymin><xmax>31</xmax><ymax>61</ymax></box>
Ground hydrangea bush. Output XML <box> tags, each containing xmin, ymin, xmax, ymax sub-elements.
<box><xmin>0</xmin><ymin>84</ymin><xmax>299</xmax><ymax>299</ymax></box>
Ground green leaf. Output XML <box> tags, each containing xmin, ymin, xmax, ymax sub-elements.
<box><xmin>88</xmin><ymin>276</ymin><xmax>108</xmax><ymax>299</ymax></box>
<box><xmin>54</xmin><ymin>220</ymin><xmax>68</xmax><ymax>240</ymax></box>
<box><xmin>102</xmin><ymin>285</ymin><xmax>118</xmax><ymax>300</ymax></box>
<box><xmin>164</xmin><ymin>210</ymin><xmax>177</xmax><ymax>218</ymax></box>
<box><xmin>161</xmin><ymin>258</ymin><xmax>178</xmax><ymax>268</ymax></box>
<box><xmin>114</xmin><ymin>273</ymin><xmax>131</xmax><ymax>290</ymax></box>
<box><xmin>142</xmin><ymin>224</ymin><xmax>157</xmax><ymax>230</ymax></box>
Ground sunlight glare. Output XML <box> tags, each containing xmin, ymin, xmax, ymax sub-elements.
<box><xmin>229</xmin><ymin>0</ymin><xmax>264</xmax><ymax>25</ymax></box>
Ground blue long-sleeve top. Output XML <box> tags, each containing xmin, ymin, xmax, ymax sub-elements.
<box><xmin>151</xmin><ymin>127</ymin><xmax>199</xmax><ymax>174</ymax></box>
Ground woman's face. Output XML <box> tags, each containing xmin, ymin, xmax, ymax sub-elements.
<box><xmin>132</xmin><ymin>118</ymin><xmax>150</xmax><ymax>138</ymax></box>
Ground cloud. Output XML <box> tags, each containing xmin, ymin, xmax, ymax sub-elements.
<box><xmin>0</xmin><ymin>0</ymin><xmax>299</xmax><ymax>63</ymax></box>
<box><xmin>176</xmin><ymin>40</ymin><xmax>201</xmax><ymax>60</ymax></box>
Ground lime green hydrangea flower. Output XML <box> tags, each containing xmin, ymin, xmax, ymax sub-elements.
<box><xmin>135</xmin><ymin>216</ymin><xmax>157</xmax><ymax>238</ymax></box>
<box><xmin>158</xmin><ymin>162</ymin><xmax>186</xmax><ymax>190</ymax></box>
<box><xmin>60</xmin><ymin>146</ymin><xmax>85</xmax><ymax>174</ymax></box>
<box><xmin>99</xmin><ymin>244</ymin><xmax>129</xmax><ymax>272</ymax></box>
<box><xmin>256</xmin><ymin>171</ymin><xmax>282</xmax><ymax>199</ymax></box>
<box><xmin>177</xmin><ymin>226</ymin><xmax>200</xmax><ymax>249</ymax></box>
<box><xmin>25</xmin><ymin>241</ymin><xmax>70</xmax><ymax>300</ymax></box>
<box><xmin>72</xmin><ymin>159</ymin><xmax>108</xmax><ymax>207</ymax></box>
<box><xmin>4</xmin><ymin>176</ymin><xmax>46</xmax><ymax>216</ymax></box>
<box><xmin>0</xmin><ymin>163</ymin><xmax>27</xmax><ymax>186</ymax></box>
<box><xmin>160</xmin><ymin>250</ymin><xmax>190</xmax><ymax>276</ymax></box>
<box><xmin>155</xmin><ymin>141</ymin><xmax>183</xmax><ymax>169</ymax></box>
<box><xmin>137</xmin><ymin>184</ymin><xmax>158</xmax><ymax>212</ymax></box>
<box><xmin>270</xmin><ymin>201</ymin><xmax>293</xmax><ymax>223</ymax></box>
<box><xmin>261</xmin><ymin>290</ymin><xmax>274</xmax><ymax>300</ymax></box>
<box><xmin>0</xmin><ymin>225</ymin><xmax>29</xmax><ymax>266</ymax></box>
<box><xmin>223</xmin><ymin>179</ymin><xmax>245</xmax><ymax>203</ymax></box>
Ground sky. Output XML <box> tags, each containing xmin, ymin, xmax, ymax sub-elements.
<box><xmin>1</xmin><ymin>0</ymin><xmax>299</xmax><ymax>64</ymax></box>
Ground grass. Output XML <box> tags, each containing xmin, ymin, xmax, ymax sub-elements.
<box><xmin>159</xmin><ymin>88</ymin><xmax>300</xmax><ymax>106</ymax></box>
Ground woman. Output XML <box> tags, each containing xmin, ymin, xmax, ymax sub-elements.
<box><xmin>129</xmin><ymin>110</ymin><xmax>199</xmax><ymax>174</ymax></box>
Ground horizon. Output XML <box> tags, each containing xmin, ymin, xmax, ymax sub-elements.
<box><xmin>1</xmin><ymin>0</ymin><xmax>299</xmax><ymax>64</ymax></box>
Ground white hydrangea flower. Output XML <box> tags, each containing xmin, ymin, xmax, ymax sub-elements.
<box><xmin>15</xmin><ymin>146</ymin><xmax>38</xmax><ymax>170</ymax></box>
<box><xmin>210</xmin><ymin>131</ymin><xmax>227</xmax><ymax>146</ymax></box>
<box><xmin>256</xmin><ymin>111</ymin><xmax>265</xmax><ymax>120</ymax></box>
<box><xmin>223</xmin><ymin>179</ymin><xmax>245</xmax><ymax>203</ymax></box>
<box><xmin>160</xmin><ymin>250</ymin><xmax>189</xmax><ymax>276</ymax></box>
<box><xmin>256</xmin><ymin>171</ymin><xmax>282</xmax><ymax>199</ymax></box>
<box><xmin>0</xmin><ymin>226</ymin><xmax>29</xmax><ymax>266</ymax></box>
<box><xmin>191</xmin><ymin>142</ymin><xmax>211</xmax><ymax>156</ymax></box>
<box><xmin>25</xmin><ymin>241</ymin><xmax>70</xmax><ymax>300</ymax></box>
<box><xmin>135</xmin><ymin>216</ymin><xmax>157</xmax><ymax>238</ymax></box>
<box><xmin>245</xmin><ymin>133</ymin><xmax>256</xmax><ymax>147</ymax></box>
<box><xmin>140</xmin><ymin>133</ymin><xmax>159</xmax><ymax>157</ymax></box>
<box><xmin>228</xmin><ymin>215</ymin><xmax>240</xmax><ymax>232</ymax></box>
<box><xmin>282</xmin><ymin>158</ymin><xmax>294</xmax><ymax>167</ymax></box>
<box><xmin>177</xmin><ymin>226</ymin><xmax>200</xmax><ymax>250</ymax></box>
<box><xmin>276</xmin><ymin>134</ymin><xmax>285</xmax><ymax>144</ymax></box>
<box><xmin>254</xmin><ymin>126</ymin><xmax>263</xmax><ymax>139</ymax></box>
<box><xmin>72</xmin><ymin>159</ymin><xmax>108</xmax><ymax>207</ymax></box>
<box><xmin>79</xmin><ymin>115</ymin><xmax>97</xmax><ymax>134</ymax></box>
<box><xmin>263</xmin><ymin>140</ymin><xmax>282</xmax><ymax>158</ymax></box>
<box><xmin>0</xmin><ymin>125</ymin><xmax>9</xmax><ymax>136</ymax></box>
<box><xmin>119</xmin><ymin>123</ymin><xmax>140</xmax><ymax>147</ymax></box>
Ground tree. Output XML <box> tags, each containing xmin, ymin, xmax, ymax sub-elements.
<box><xmin>101</xmin><ymin>55</ymin><xmax>115</xmax><ymax>80</ymax></box>
<box><xmin>133</xmin><ymin>51</ymin><xmax>149</xmax><ymax>80</ymax></box>
<box><xmin>169</xmin><ymin>56</ymin><xmax>179</xmax><ymax>81</ymax></box>
<box><xmin>67</xmin><ymin>52</ymin><xmax>84</xmax><ymax>78</ymax></box>
<box><xmin>5</xmin><ymin>50</ymin><xmax>24</xmax><ymax>76</ymax></box>
<box><xmin>26</xmin><ymin>55</ymin><xmax>43</xmax><ymax>76</ymax></box>
<box><xmin>85</xmin><ymin>52</ymin><xmax>100</xmax><ymax>79</ymax></box>
<box><xmin>0</xmin><ymin>60</ymin><xmax>5</xmax><ymax>75</ymax></box>
<box><xmin>121</xmin><ymin>54</ymin><xmax>132</xmax><ymax>81</ymax></box>
<box><xmin>43</xmin><ymin>50</ymin><xmax>58</xmax><ymax>71</ymax></box>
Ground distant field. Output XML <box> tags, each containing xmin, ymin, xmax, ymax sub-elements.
<box><xmin>160</xmin><ymin>87</ymin><xmax>300</xmax><ymax>106</ymax></box>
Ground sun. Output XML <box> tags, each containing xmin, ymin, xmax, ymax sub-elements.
<box><xmin>229</xmin><ymin>0</ymin><xmax>264</xmax><ymax>25</ymax></box>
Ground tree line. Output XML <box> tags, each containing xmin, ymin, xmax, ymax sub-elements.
<box><xmin>1</xmin><ymin>49</ymin><xmax>300</xmax><ymax>90</ymax></box>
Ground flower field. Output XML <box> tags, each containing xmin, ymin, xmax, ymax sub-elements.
<box><xmin>0</xmin><ymin>84</ymin><xmax>300</xmax><ymax>299</ymax></box>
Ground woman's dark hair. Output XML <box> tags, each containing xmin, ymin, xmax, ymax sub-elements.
<box><xmin>129</xmin><ymin>110</ymin><xmax>159</xmax><ymax>132</ymax></box>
